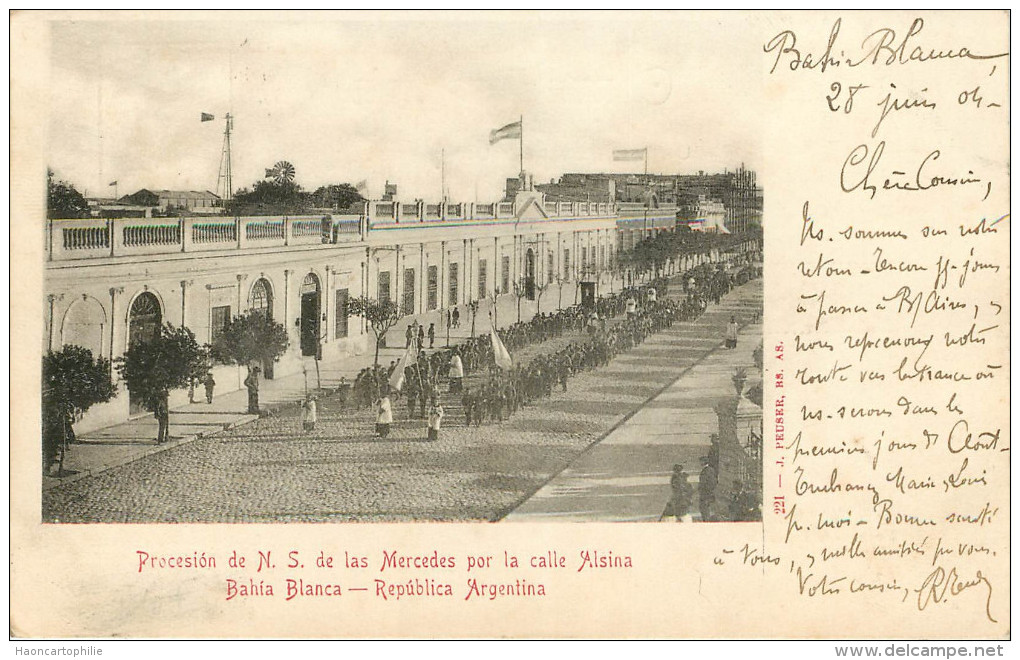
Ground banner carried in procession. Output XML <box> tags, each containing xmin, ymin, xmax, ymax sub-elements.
<box><xmin>490</xmin><ymin>328</ymin><xmax>513</xmax><ymax>371</ymax></box>
<box><xmin>387</xmin><ymin>343</ymin><xmax>418</xmax><ymax>392</ymax></box>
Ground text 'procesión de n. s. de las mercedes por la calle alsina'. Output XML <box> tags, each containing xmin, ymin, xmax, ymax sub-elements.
<box><xmin>134</xmin><ymin>548</ymin><xmax>634</xmax><ymax>602</ymax></box>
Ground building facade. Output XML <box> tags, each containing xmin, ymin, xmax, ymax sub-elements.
<box><xmin>119</xmin><ymin>189</ymin><xmax>222</xmax><ymax>213</ymax></box>
<box><xmin>45</xmin><ymin>189</ymin><xmax>619</xmax><ymax>433</ymax></box>
<box><xmin>544</xmin><ymin>167</ymin><xmax>763</xmax><ymax>235</ymax></box>
<box><xmin>614</xmin><ymin>203</ymin><xmax>679</xmax><ymax>252</ymax></box>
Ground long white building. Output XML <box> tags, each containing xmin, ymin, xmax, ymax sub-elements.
<box><xmin>46</xmin><ymin>188</ymin><xmax>640</xmax><ymax>432</ymax></box>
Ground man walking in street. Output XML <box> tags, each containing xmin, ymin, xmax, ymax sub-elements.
<box><xmin>426</xmin><ymin>397</ymin><xmax>444</xmax><ymax>442</ymax></box>
<box><xmin>448</xmin><ymin>350</ymin><xmax>464</xmax><ymax>393</ymax></box>
<box><xmin>376</xmin><ymin>389</ymin><xmax>393</xmax><ymax>438</ymax></box>
<box><xmin>725</xmin><ymin>316</ymin><xmax>739</xmax><ymax>349</ymax></box>
<box><xmin>301</xmin><ymin>395</ymin><xmax>317</xmax><ymax>432</ymax></box>
<box><xmin>665</xmin><ymin>464</ymin><xmax>694</xmax><ymax>522</ymax></box>
<box><xmin>203</xmin><ymin>372</ymin><xmax>216</xmax><ymax>404</ymax></box>
<box><xmin>244</xmin><ymin>367</ymin><xmax>260</xmax><ymax>414</ymax></box>
<box><xmin>405</xmin><ymin>370</ymin><xmax>419</xmax><ymax>418</ymax></box>
<box><xmin>154</xmin><ymin>392</ymin><xmax>170</xmax><ymax>444</ymax></box>
<box><xmin>699</xmin><ymin>456</ymin><xmax>718</xmax><ymax>521</ymax></box>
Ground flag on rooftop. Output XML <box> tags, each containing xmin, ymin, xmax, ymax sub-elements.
<box><xmin>108</xmin><ymin>180</ymin><xmax>117</xmax><ymax>186</ymax></box>
<box><xmin>388</xmin><ymin>343</ymin><xmax>418</xmax><ymax>392</ymax></box>
<box><xmin>613</xmin><ymin>148</ymin><xmax>647</xmax><ymax>161</ymax></box>
<box><xmin>489</xmin><ymin>120</ymin><xmax>522</xmax><ymax>145</ymax></box>
<box><xmin>200</xmin><ymin>112</ymin><xmax>215</xmax><ymax>122</ymax></box>
<box><xmin>490</xmin><ymin>328</ymin><xmax>513</xmax><ymax>371</ymax></box>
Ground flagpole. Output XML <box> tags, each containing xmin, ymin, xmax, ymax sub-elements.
<box><xmin>519</xmin><ymin>115</ymin><xmax>524</xmax><ymax>176</ymax></box>
<box><xmin>644</xmin><ymin>147</ymin><xmax>648</xmax><ymax>177</ymax></box>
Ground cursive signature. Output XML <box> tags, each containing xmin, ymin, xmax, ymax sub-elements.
<box><xmin>916</xmin><ymin>565</ymin><xmax>996</xmax><ymax>622</ymax></box>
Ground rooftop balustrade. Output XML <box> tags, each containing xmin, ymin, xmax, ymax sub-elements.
<box><xmin>46</xmin><ymin>214</ymin><xmax>365</xmax><ymax>262</ymax></box>
<box><xmin>47</xmin><ymin>197</ymin><xmax>622</xmax><ymax>262</ymax></box>
<box><xmin>366</xmin><ymin>198</ymin><xmax>618</xmax><ymax>226</ymax></box>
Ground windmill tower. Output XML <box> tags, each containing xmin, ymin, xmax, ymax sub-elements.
<box><xmin>267</xmin><ymin>160</ymin><xmax>295</xmax><ymax>184</ymax></box>
<box><xmin>216</xmin><ymin>113</ymin><xmax>234</xmax><ymax>202</ymax></box>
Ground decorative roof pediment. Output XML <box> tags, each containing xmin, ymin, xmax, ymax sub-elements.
<box><xmin>514</xmin><ymin>195</ymin><xmax>548</xmax><ymax>222</ymax></box>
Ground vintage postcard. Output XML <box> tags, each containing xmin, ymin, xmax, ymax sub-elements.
<box><xmin>10</xmin><ymin>10</ymin><xmax>1010</xmax><ymax>640</ymax></box>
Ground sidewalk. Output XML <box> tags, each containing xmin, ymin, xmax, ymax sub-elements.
<box><xmin>44</xmin><ymin>273</ymin><xmax>638</xmax><ymax>490</ymax></box>
<box><xmin>503</xmin><ymin>287</ymin><xmax>763</xmax><ymax>522</ymax></box>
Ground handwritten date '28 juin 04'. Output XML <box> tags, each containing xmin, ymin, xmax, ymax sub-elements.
<box><xmin>825</xmin><ymin>81</ymin><xmax>998</xmax><ymax>139</ymax></box>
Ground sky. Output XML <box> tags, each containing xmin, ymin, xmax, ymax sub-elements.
<box><xmin>46</xmin><ymin>12</ymin><xmax>763</xmax><ymax>202</ymax></box>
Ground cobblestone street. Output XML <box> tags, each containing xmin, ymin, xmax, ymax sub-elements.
<box><xmin>42</xmin><ymin>278</ymin><xmax>762</xmax><ymax>523</ymax></box>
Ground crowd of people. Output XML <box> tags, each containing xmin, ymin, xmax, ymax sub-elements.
<box><xmin>317</xmin><ymin>251</ymin><xmax>764</xmax><ymax>512</ymax></box>
<box><xmin>336</xmin><ymin>255</ymin><xmax>759</xmax><ymax>445</ymax></box>
<box><xmin>452</xmin><ymin>266</ymin><xmax>752</xmax><ymax>430</ymax></box>
<box><xmin>345</xmin><ymin>278</ymin><xmax>666</xmax><ymax>417</ymax></box>
<box><xmin>664</xmin><ymin>433</ymin><xmax>762</xmax><ymax>523</ymax></box>
<box><xmin>458</xmin><ymin>297</ymin><xmax>689</xmax><ymax>427</ymax></box>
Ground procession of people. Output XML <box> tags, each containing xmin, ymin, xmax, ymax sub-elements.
<box><xmin>281</xmin><ymin>253</ymin><xmax>762</xmax><ymax>514</ymax></box>
<box><xmin>313</xmin><ymin>256</ymin><xmax>754</xmax><ymax>440</ymax></box>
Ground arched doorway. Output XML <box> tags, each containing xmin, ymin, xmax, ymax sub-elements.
<box><xmin>299</xmin><ymin>273</ymin><xmax>321</xmax><ymax>357</ymax></box>
<box><xmin>250</xmin><ymin>278</ymin><xmax>275</xmax><ymax>378</ymax></box>
<box><xmin>128</xmin><ymin>291</ymin><xmax>162</xmax><ymax>414</ymax></box>
<box><xmin>525</xmin><ymin>248</ymin><xmax>536</xmax><ymax>300</ymax></box>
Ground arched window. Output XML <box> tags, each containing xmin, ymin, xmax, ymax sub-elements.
<box><xmin>128</xmin><ymin>292</ymin><xmax>162</xmax><ymax>346</ymax></box>
<box><xmin>300</xmin><ymin>273</ymin><xmax>320</xmax><ymax>295</ymax></box>
<box><xmin>250</xmin><ymin>278</ymin><xmax>273</xmax><ymax>319</ymax></box>
<box><xmin>61</xmin><ymin>296</ymin><xmax>107</xmax><ymax>357</ymax></box>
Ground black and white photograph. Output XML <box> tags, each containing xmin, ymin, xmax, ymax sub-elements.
<box><xmin>15</xmin><ymin>9</ymin><xmax>1007</xmax><ymax>645</ymax></box>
